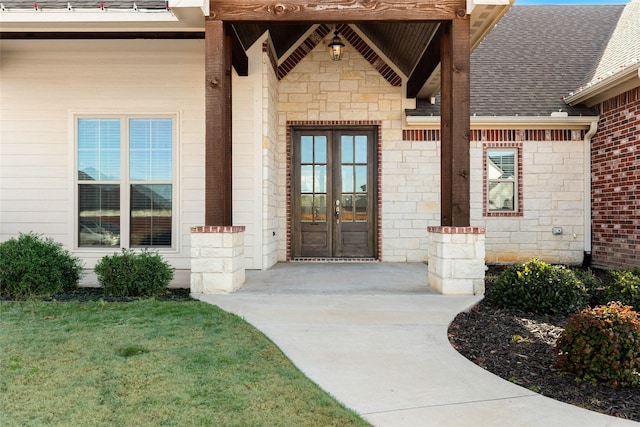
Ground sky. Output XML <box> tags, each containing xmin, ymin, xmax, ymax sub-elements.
<box><xmin>515</xmin><ymin>0</ymin><xmax>629</xmax><ymax>4</ymax></box>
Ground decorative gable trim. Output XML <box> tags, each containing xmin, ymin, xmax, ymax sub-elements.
<box><xmin>277</xmin><ymin>24</ymin><xmax>330</xmax><ymax>79</ymax></box>
<box><xmin>402</xmin><ymin>128</ymin><xmax>587</xmax><ymax>142</ymax></box>
<box><xmin>337</xmin><ymin>24</ymin><xmax>402</xmax><ymax>87</ymax></box>
<box><xmin>264</xmin><ymin>23</ymin><xmax>402</xmax><ymax>86</ymax></box>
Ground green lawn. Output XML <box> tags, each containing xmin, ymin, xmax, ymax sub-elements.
<box><xmin>0</xmin><ymin>299</ymin><xmax>370</xmax><ymax>427</ymax></box>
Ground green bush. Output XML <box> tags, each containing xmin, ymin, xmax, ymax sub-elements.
<box><xmin>605</xmin><ymin>270</ymin><xmax>640</xmax><ymax>311</ymax></box>
<box><xmin>0</xmin><ymin>232</ymin><xmax>83</xmax><ymax>300</ymax></box>
<box><xmin>573</xmin><ymin>268</ymin><xmax>607</xmax><ymax>307</ymax></box>
<box><xmin>94</xmin><ymin>249</ymin><xmax>174</xmax><ymax>297</ymax></box>
<box><xmin>489</xmin><ymin>259</ymin><xmax>589</xmax><ymax>315</ymax></box>
<box><xmin>555</xmin><ymin>302</ymin><xmax>640</xmax><ymax>388</ymax></box>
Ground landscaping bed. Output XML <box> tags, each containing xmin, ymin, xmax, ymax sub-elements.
<box><xmin>448</xmin><ymin>280</ymin><xmax>640</xmax><ymax>422</ymax></box>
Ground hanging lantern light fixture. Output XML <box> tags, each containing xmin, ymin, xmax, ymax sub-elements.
<box><xmin>328</xmin><ymin>28</ymin><xmax>345</xmax><ymax>61</ymax></box>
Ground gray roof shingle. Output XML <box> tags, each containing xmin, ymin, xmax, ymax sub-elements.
<box><xmin>578</xmin><ymin>0</ymin><xmax>640</xmax><ymax>92</ymax></box>
<box><xmin>410</xmin><ymin>4</ymin><xmax>626</xmax><ymax>117</ymax></box>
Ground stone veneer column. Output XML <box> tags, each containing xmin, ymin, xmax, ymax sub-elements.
<box><xmin>427</xmin><ymin>226</ymin><xmax>486</xmax><ymax>295</ymax></box>
<box><xmin>190</xmin><ymin>226</ymin><xmax>246</xmax><ymax>294</ymax></box>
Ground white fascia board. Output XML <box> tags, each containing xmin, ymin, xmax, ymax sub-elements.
<box><xmin>406</xmin><ymin>115</ymin><xmax>599</xmax><ymax>130</ymax></box>
<box><xmin>0</xmin><ymin>3</ymin><xmax>206</xmax><ymax>31</ymax></box>
<box><xmin>467</xmin><ymin>0</ymin><xmax>512</xmax><ymax>14</ymax></box>
<box><xmin>169</xmin><ymin>0</ymin><xmax>208</xmax><ymax>16</ymax></box>
<box><xmin>0</xmin><ymin>11</ymin><xmax>178</xmax><ymax>24</ymax></box>
<box><xmin>564</xmin><ymin>63</ymin><xmax>640</xmax><ymax>108</ymax></box>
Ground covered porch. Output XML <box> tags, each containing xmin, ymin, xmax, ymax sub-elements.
<box><xmin>195</xmin><ymin>0</ymin><xmax>509</xmax><ymax>295</ymax></box>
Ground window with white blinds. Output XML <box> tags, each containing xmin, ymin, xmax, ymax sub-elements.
<box><xmin>486</xmin><ymin>148</ymin><xmax>517</xmax><ymax>212</ymax></box>
<box><xmin>77</xmin><ymin>116</ymin><xmax>174</xmax><ymax>248</ymax></box>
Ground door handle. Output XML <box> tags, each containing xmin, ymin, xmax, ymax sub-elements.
<box><xmin>335</xmin><ymin>199</ymin><xmax>340</xmax><ymax>224</ymax></box>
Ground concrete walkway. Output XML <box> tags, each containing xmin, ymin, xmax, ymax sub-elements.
<box><xmin>195</xmin><ymin>263</ymin><xmax>637</xmax><ymax>427</ymax></box>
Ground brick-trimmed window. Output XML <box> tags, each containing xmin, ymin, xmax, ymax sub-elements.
<box><xmin>483</xmin><ymin>143</ymin><xmax>523</xmax><ymax>217</ymax></box>
<box><xmin>76</xmin><ymin>116</ymin><xmax>175</xmax><ymax>248</ymax></box>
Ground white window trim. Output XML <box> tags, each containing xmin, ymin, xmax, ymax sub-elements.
<box><xmin>71</xmin><ymin>112</ymin><xmax>180</xmax><ymax>252</ymax></box>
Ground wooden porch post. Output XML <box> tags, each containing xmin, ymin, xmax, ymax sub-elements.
<box><xmin>440</xmin><ymin>14</ymin><xmax>471</xmax><ymax>226</ymax></box>
<box><xmin>205</xmin><ymin>19</ymin><xmax>233</xmax><ymax>226</ymax></box>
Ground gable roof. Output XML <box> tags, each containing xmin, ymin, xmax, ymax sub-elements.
<box><xmin>409</xmin><ymin>4</ymin><xmax>626</xmax><ymax>118</ymax></box>
<box><xmin>564</xmin><ymin>0</ymin><xmax>640</xmax><ymax>107</ymax></box>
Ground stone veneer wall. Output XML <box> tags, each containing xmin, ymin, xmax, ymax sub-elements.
<box><xmin>268</xmin><ymin>31</ymin><xmax>589</xmax><ymax>264</ymax></box>
<box><xmin>591</xmin><ymin>87</ymin><xmax>640</xmax><ymax>269</ymax></box>
<box><xmin>403</xmin><ymin>129</ymin><xmax>588</xmax><ymax>265</ymax></box>
<box><xmin>263</xmin><ymin>40</ymin><xmax>281</xmax><ymax>268</ymax></box>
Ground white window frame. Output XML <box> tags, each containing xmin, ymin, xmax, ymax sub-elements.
<box><xmin>486</xmin><ymin>147</ymin><xmax>518</xmax><ymax>213</ymax></box>
<box><xmin>73</xmin><ymin>114</ymin><xmax>178</xmax><ymax>251</ymax></box>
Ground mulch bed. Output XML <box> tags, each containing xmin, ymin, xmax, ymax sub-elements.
<box><xmin>448</xmin><ymin>293</ymin><xmax>640</xmax><ymax>422</ymax></box>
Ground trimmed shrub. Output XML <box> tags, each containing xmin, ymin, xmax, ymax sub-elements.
<box><xmin>94</xmin><ymin>249</ymin><xmax>174</xmax><ymax>297</ymax></box>
<box><xmin>605</xmin><ymin>270</ymin><xmax>640</xmax><ymax>311</ymax></box>
<box><xmin>555</xmin><ymin>302</ymin><xmax>640</xmax><ymax>388</ymax></box>
<box><xmin>0</xmin><ymin>232</ymin><xmax>83</xmax><ymax>300</ymax></box>
<box><xmin>573</xmin><ymin>268</ymin><xmax>607</xmax><ymax>307</ymax></box>
<box><xmin>489</xmin><ymin>259</ymin><xmax>589</xmax><ymax>315</ymax></box>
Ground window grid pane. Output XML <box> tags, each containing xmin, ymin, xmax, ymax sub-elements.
<box><xmin>78</xmin><ymin>118</ymin><xmax>121</xmax><ymax>181</ymax></box>
<box><xmin>78</xmin><ymin>184</ymin><xmax>121</xmax><ymax>247</ymax></box>
<box><xmin>129</xmin><ymin>118</ymin><xmax>173</xmax><ymax>182</ymax></box>
<box><xmin>130</xmin><ymin>184</ymin><xmax>172</xmax><ymax>247</ymax></box>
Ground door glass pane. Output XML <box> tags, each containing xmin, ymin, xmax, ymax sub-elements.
<box><xmin>314</xmin><ymin>165</ymin><xmax>327</xmax><ymax>193</ymax></box>
<box><xmin>341</xmin><ymin>136</ymin><xmax>354</xmax><ymax>163</ymax></box>
<box><xmin>301</xmin><ymin>136</ymin><xmax>313</xmax><ymax>163</ymax></box>
<box><xmin>314</xmin><ymin>136</ymin><xmax>327</xmax><ymax>164</ymax></box>
<box><xmin>341</xmin><ymin>195</ymin><xmax>354</xmax><ymax>222</ymax></box>
<box><xmin>355</xmin><ymin>194</ymin><xmax>368</xmax><ymax>222</ymax></box>
<box><xmin>301</xmin><ymin>194</ymin><xmax>313</xmax><ymax>222</ymax></box>
<box><xmin>314</xmin><ymin>194</ymin><xmax>327</xmax><ymax>222</ymax></box>
<box><xmin>342</xmin><ymin>165</ymin><xmax>354</xmax><ymax>193</ymax></box>
<box><xmin>130</xmin><ymin>184</ymin><xmax>172</xmax><ymax>247</ymax></box>
<box><xmin>301</xmin><ymin>165</ymin><xmax>313</xmax><ymax>193</ymax></box>
<box><xmin>78</xmin><ymin>184</ymin><xmax>120</xmax><ymax>247</ymax></box>
<box><xmin>355</xmin><ymin>135</ymin><xmax>367</xmax><ymax>163</ymax></box>
<box><xmin>355</xmin><ymin>165</ymin><xmax>367</xmax><ymax>192</ymax></box>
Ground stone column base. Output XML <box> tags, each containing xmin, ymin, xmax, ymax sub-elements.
<box><xmin>190</xmin><ymin>226</ymin><xmax>245</xmax><ymax>294</ymax></box>
<box><xmin>427</xmin><ymin>226</ymin><xmax>486</xmax><ymax>295</ymax></box>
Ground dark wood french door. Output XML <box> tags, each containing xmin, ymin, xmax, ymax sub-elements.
<box><xmin>291</xmin><ymin>127</ymin><xmax>377</xmax><ymax>258</ymax></box>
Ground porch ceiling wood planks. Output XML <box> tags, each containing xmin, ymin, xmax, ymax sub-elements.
<box><xmin>209</xmin><ymin>0</ymin><xmax>464</xmax><ymax>22</ymax></box>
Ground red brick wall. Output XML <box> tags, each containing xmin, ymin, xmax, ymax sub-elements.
<box><xmin>591</xmin><ymin>86</ymin><xmax>640</xmax><ymax>270</ymax></box>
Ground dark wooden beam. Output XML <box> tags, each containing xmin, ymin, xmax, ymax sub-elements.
<box><xmin>210</xmin><ymin>0</ymin><xmax>461</xmax><ymax>22</ymax></box>
<box><xmin>440</xmin><ymin>21</ymin><xmax>453</xmax><ymax>227</ymax></box>
<box><xmin>205</xmin><ymin>19</ymin><xmax>233</xmax><ymax>226</ymax></box>
<box><xmin>405</xmin><ymin>24</ymin><xmax>443</xmax><ymax>99</ymax></box>
<box><xmin>440</xmin><ymin>14</ymin><xmax>470</xmax><ymax>226</ymax></box>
